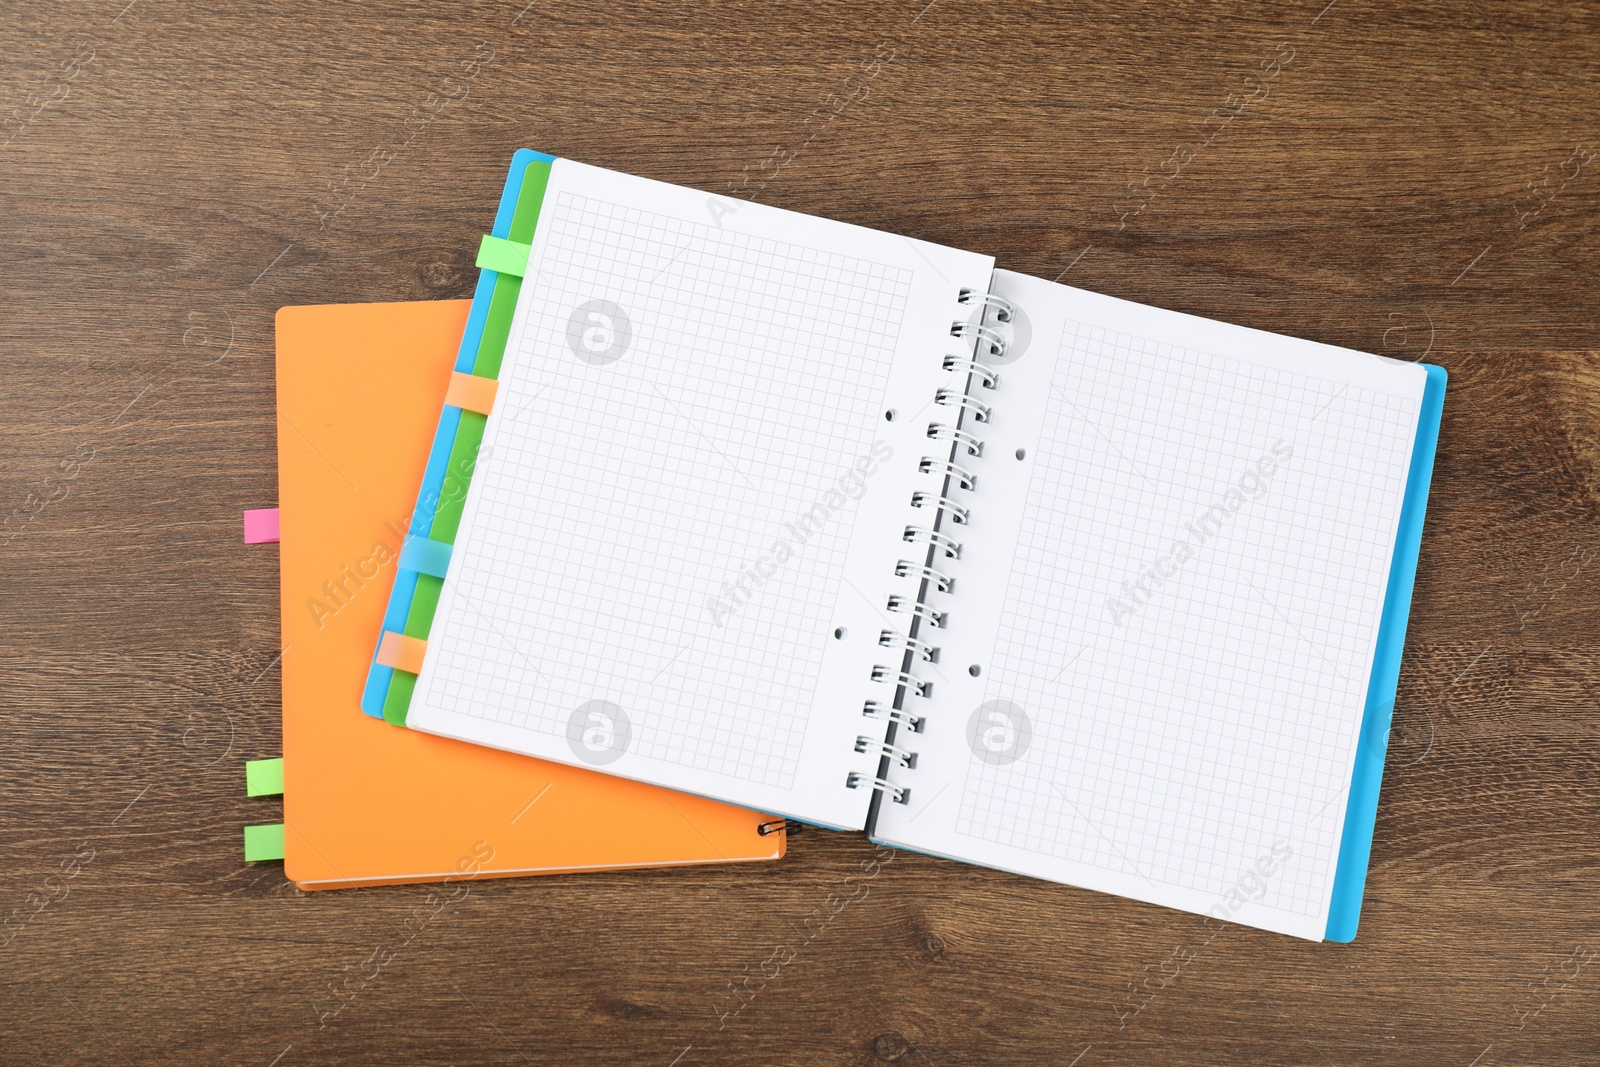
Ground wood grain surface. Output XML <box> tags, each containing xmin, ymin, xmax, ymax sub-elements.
<box><xmin>3</xmin><ymin>1</ymin><xmax>1598</xmax><ymax>1064</ymax></box>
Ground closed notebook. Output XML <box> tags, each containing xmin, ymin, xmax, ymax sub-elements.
<box><xmin>368</xmin><ymin>151</ymin><xmax>1443</xmax><ymax>938</ymax></box>
<box><xmin>276</xmin><ymin>297</ymin><xmax>782</xmax><ymax>889</ymax></box>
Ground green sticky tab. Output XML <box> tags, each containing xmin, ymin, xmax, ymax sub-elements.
<box><xmin>245</xmin><ymin>758</ymin><xmax>284</xmax><ymax>797</ymax></box>
<box><xmin>244</xmin><ymin>824</ymin><xmax>285</xmax><ymax>862</ymax></box>
<box><xmin>476</xmin><ymin>235</ymin><xmax>531</xmax><ymax>277</ymax></box>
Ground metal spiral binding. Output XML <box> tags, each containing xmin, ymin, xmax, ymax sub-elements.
<box><xmin>910</xmin><ymin>491</ymin><xmax>969</xmax><ymax>524</ymax></box>
<box><xmin>903</xmin><ymin>525</ymin><xmax>962</xmax><ymax>559</ymax></box>
<box><xmin>870</xmin><ymin>666</ymin><xmax>931</xmax><ymax>697</ymax></box>
<box><xmin>893</xmin><ymin>560</ymin><xmax>953</xmax><ymax>594</ymax></box>
<box><xmin>917</xmin><ymin>457</ymin><xmax>976</xmax><ymax>490</ymax></box>
<box><xmin>957</xmin><ymin>288</ymin><xmax>1015</xmax><ymax>322</ymax></box>
<box><xmin>849</xmin><ymin>292</ymin><xmax>1016</xmax><ymax>810</ymax></box>
<box><xmin>941</xmin><ymin>356</ymin><xmax>1000</xmax><ymax>388</ymax></box>
<box><xmin>862</xmin><ymin>701</ymin><xmax>925</xmax><ymax>732</ymax></box>
<box><xmin>845</xmin><ymin>773</ymin><xmax>907</xmax><ymax>802</ymax></box>
<box><xmin>934</xmin><ymin>389</ymin><xmax>991</xmax><ymax>422</ymax></box>
<box><xmin>854</xmin><ymin>737</ymin><xmax>918</xmax><ymax>768</ymax></box>
<box><xmin>926</xmin><ymin>423</ymin><xmax>984</xmax><ymax>457</ymax></box>
<box><xmin>878</xmin><ymin>629</ymin><xmax>939</xmax><ymax>662</ymax></box>
<box><xmin>950</xmin><ymin>321</ymin><xmax>1006</xmax><ymax>357</ymax></box>
<box><xmin>885</xmin><ymin>596</ymin><xmax>946</xmax><ymax>628</ymax></box>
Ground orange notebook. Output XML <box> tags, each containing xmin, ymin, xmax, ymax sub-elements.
<box><xmin>273</xmin><ymin>299</ymin><xmax>783</xmax><ymax>888</ymax></box>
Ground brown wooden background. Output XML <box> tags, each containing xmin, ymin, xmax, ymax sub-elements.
<box><xmin>3</xmin><ymin>0</ymin><xmax>1598</xmax><ymax>1063</ymax></box>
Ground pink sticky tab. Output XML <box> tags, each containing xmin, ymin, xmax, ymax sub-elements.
<box><xmin>243</xmin><ymin>508</ymin><xmax>280</xmax><ymax>544</ymax></box>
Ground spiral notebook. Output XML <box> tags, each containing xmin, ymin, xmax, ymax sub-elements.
<box><xmin>366</xmin><ymin>151</ymin><xmax>1445</xmax><ymax>940</ymax></box>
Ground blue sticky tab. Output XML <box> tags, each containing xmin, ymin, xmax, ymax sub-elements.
<box><xmin>1324</xmin><ymin>362</ymin><xmax>1447</xmax><ymax>942</ymax></box>
<box><xmin>399</xmin><ymin>535</ymin><xmax>453</xmax><ymax>578</ymax></box>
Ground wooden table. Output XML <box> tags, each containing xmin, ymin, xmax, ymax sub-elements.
<box><xmin>3</xmin><ymin>1</ymin><xmax>1597</xmax><ymax>1063</ymax></box>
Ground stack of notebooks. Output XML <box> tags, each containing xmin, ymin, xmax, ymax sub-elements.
<box><xmin>247</xmin><ymin>150</ymin><xmax>1444</xmax><ymax>940</ymax></box>
<box><xmin>253</xmin><ymin>296</ymin><xmax>783</xmax><ymax>888</ymax></box>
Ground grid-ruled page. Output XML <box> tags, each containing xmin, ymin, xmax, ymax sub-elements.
<box><xmin>406</xmin><ymin>158</ymin><xmax>995</xmax><ymax>828</ymax></box>
<box><xmin>960</xmin><ymin>322</ymin><xmax>1414</xmax><ymax>903</ymax></box>
<box><xmin>873</xmin><ymin>269</ymin><xmax>1426</xmax><ymax>938</ymax></box>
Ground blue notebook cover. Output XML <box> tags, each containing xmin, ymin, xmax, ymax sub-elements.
<box><xmin>1323</xmin><ymin>361</ymin><xmax>1447</xmax><ymax>941</ymax></box>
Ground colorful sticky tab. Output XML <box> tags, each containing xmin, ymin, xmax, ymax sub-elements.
<box><xmin>444</xmin><ymin>371</ymin><xmax>498</xmax><ymax>415</ymax></box>
<box><xmin>246</xmin><ymin>757</ymin><xmax>285</xmax><ymax>797</ymax></box>
<box><xmin>476</xmin><ymin>234</ymin><xmax>531</xmax><ymax>277</ymax></box>
<box><xmin>244</xmin><ymin>823</ymin><xmax>285</xmax><ymax>862</ymax></box>
<box><xmin>398</xmin><ymin>535</ymin><xmax>453</xmax><ymax>578</ymax></box>
<box><xmin>376</xmin><ymin>631</ymin><xmax>428</xmax><ymax>674</ymax></box>
<box><xmin>243</xmin><ymin>507</ymin><xmax>280</xmax><ymax>543</ymax></box>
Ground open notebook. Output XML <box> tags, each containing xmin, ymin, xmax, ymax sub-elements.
<box><xmin>368</xmin><ymin>151</ymin><xmax>1445</xmax><ymax>940</ymax></box>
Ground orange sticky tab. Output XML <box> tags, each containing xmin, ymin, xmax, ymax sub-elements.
<box><xmin>445</xmin><ymin>371</ymin><xmax>498</xmax><ymax>415</ymax></box>
<box><xmin>376</xmin><ymin>632</ymin><xmax>428</xmax><ymax>674</ymax></box>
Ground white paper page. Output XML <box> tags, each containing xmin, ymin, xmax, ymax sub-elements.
<box><xmin>873</xmin><ymin>270</ymin><xmax>1426</xmax><ymax>938</ymax></box>
<box><xmin>405</xmin><ymin>158</ymin><xmax>994</xmax><ymax>829</ymax></box>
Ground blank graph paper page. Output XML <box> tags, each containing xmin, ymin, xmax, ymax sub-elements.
<box><xmin>878</xmin><ymin>275</ymin><xmax>1427</xmax><ymax>939</ymax></box>
<box><xmin>407</xmin><ymin>159</ymin><xmax>992</xmax><ymax>827</ymax></box>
